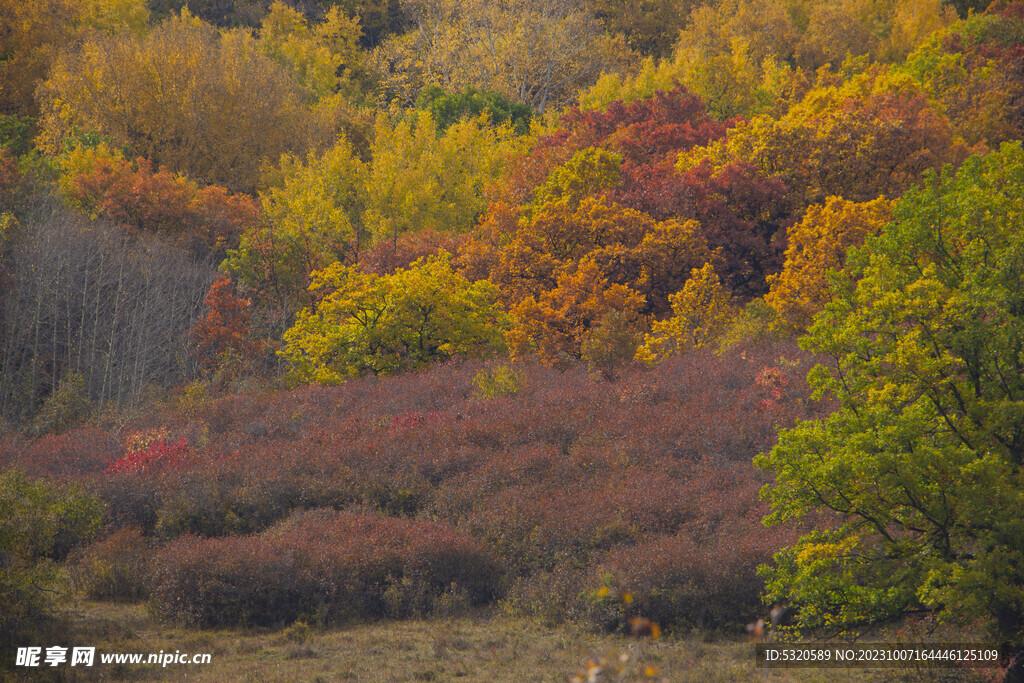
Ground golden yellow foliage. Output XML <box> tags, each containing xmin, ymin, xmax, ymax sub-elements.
<box><xmin>374</xmin><ymin>0</ymin><xmax>632</xmax><ymax>111</ymax></box>
<box><xmin>765</xmin><ymin>196</ymin><xmax>891</xmax><ymax>331</ymax></box>
<box><xmin>635</xmin><ymin>263</ymin><xmax>734</xmax><ymax>364</ymax></box>
<box><xmin>36</xmin><ymin>12</ymin><xmax>318</xmax><ymax>193</ymax></box>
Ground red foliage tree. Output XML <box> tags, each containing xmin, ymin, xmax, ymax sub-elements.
<box><xmin>499</xmin><ymin>85</ymin><xmax>728</xmax><ymax>206</ymax></box>
<box><xmin>359</xmin><ymin>228</ymin><xmax>467</xmax><ymax>275</ymax></box>
<box><xmin>0</xmin><ymin>147</ymin><xmax>19</xmax><ymax>191</ymax></box>
<box><xmin>190</xmin><ymin>274</ymin><xmax>258</xmax><ymax>376</ymax></box>
<box><xmin>64</xmin><ymin>155</ymin><xmax>257</xmax><ymax>257</ymax></box>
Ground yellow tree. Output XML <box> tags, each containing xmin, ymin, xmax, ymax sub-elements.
<box><xmin>529</xmin><ymin>147</ymin><xmax>622</xmax><ymax>211</ymax></box>
<box><xmin>484</xmin><ymin>196</ymin><xmax>712</xmax><ymax>316</ymax></box>
<box><xmin>679</xmin><ymin>68</ymin><xmax>967</xmax><ymax>210</ymax></box>
<box><xmin>280</xmin><ymin>252</ymin><xmax>507</xmax><ymax>383</ymax></box>
<box><xmin>472</xmin><ymin>196</ymin><xmax>713</xmax><ymax>366</ymax></box>
<box><xmin>377</xmin><ymin>0</ymin><xmax>631</xmax><ymax>111</ymax></box>
<box><xmin>259</xmin><ymin>1</ymin><xmax>366</xmax><ymax>100</ymax></box>
<box><xmin>363</xmin><ymin>109</ymin><xmax>529</xmax><ymax>248</ymax></box>
<box><xmin>898</xmin><ymin>8</ymin><xmax>1024</xmax><ymax>148</ymax></box>
<box><xmin>36</xmin><ymin>11</ymin><xmax>319</xmax><ymax>193</ymax></box>
<box><xmin>224</xmin><ymin>137</ymin><xmax>368</xmax><ymax>330</ymax></box>
<box><xmin>579</xmin><ymin>0</ymin><xmax>954</xmax><ymax>120</ymax></box>
<box><xmin>765</xmin><ymin>196</ymin><xmax>891</xmax><ymax>331</ymax></box>
<box><xmin>635</xmin><ymin>262</ymin><xmax>734</xmax><ymax>364</ymax></box>
<box><xmin>226</xmin><ymin>111</ymin><xmax>526</xmax><ymax>329</ymax></box>
<box><xmin>0</xmin><ymin>0</ymin><xmax>149</xmax><ymax>115</ymax></box>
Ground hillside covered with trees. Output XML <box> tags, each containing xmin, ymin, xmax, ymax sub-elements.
<box><xmin>2</xmin><ymin>0</ymin><xmax>1024</xmax><ymax>678</ymax></box>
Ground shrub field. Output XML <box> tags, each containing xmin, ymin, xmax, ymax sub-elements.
<box><xmin>1</xmin><ymin>339</ymin><xmax>823</xmax><ymax>642</ymax></box>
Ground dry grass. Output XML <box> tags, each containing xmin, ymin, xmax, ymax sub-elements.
<box><xmin>10</xmin><ymin>602</ymin><xmax>1002</xmax><ymax>682</ymax></box>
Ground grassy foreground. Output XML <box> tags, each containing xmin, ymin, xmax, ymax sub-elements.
<box><xmin>11</xmin><ymin>602</ymin><xmax>1002</xmax><ymax>682</ymax></box>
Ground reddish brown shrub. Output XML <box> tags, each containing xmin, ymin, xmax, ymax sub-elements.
<box><xmin>2</xmin><ymin>338</ymin><xmax>828</xmax><ymax>632</ymax></box>
<box><xmin>0</xmin><ymin>426</ymin><xmax>118</xmax><ymax>479</ymax></box>
<box><xmin>592</xmin><ymin>519</ymin><xmax>802</xmax><ymax>634</ymax></box>
<box><xmin>72</xmin><ymin>528</ymin><xmax>152</xmax><ymax>601</ymax></box>
<box><xmin>149</xmin><ymin>509</ymin><xmax>504</xmax><ymax>627</ymax></box>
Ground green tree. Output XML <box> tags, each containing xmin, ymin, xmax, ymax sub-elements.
<box><xmin>0</xmin><ymin>469</ymin><xmax>104</xmax><ymax>645</ymax></box>
<box><xmin>415</xmin><ymin>85</ymin><xmax>532</xmax><ymax>133</ymax></box>
<box><xmin>280</xmin><ymin>252</ymin><xmax>507</xmax><ymax>383</ymax></box>
<box><xmin>756</xmin><ymin>142</ymin><xmax>1024</xmax><ymax>647</ymax></box>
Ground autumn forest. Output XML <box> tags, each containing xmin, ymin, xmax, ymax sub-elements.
<box><xmin>2</xmin><ymin>0</ymin><xmax>1024</xmax><ymax>679</ymax></box>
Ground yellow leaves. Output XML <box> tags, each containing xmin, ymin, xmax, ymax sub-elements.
<box><xmin>0</xmin><ymin>0</ymin><xmax>89</xmax><ymax>114</ymax></box>
<box><xmin>765</xmin><ymin>196</ymin><xmax>892</xmax><ymax>331</ymax></box>
<box><xmin>364</xmin><ymin>108</ymin><xmax>527</xmax><ymax>244</ymax></box>
<box><xmin>258</xmin><ymin>1</ymin><xmax>365</xmax><ymax>100</ymax></box>
<box><xmin>530</xmin><ymin>147</ymin><xmax>622</xmax><ymax>212</ymax></box>
<box><xmin>37</xmin><ymin>11</ymin><xmax>315</xmax><ymax>193</ymax></box>
<box><xmin>889</xmin><ymin>0</ymin><xmax>956</xmax><ymax>59</ymax></box>
<box><xmin>680</xmin><ymin>65</ymin><xmax>963</xmax><ymax>210</ymax></box>
<box><xmin>55</xmin><ymin>142</ymin><xmax>126</xmax><ymax>212</ymax></box>
<box><xmin>483</xmin><ymin>194</ymin><xmax>716</xmax><ymax>369</ymax></box>
<box><xmin>79</xmin><ymin>0</ymin><xmax>150</xmax><ymax>35</ymax></box>
<box><xmin>635</xmin><ymin>263</ymin><xmax>734</xmax><ymax>365</ymax></box>
<box><xmin>374</xmin><ymin>0</ymin><xmax>630</xmax><ymax>112</ymax></box>
<box><xmin>281</xmin><ymin>252</ymin><xmax>507</xmax><ymax>383</ymax></box>
<box><xmin>795</xmin><ymin>533</ymin><xmax>861</xmax><ymax>569</ymax></box>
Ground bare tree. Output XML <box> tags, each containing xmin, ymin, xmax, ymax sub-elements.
<box><xmin>0</xmin><ymin>205</ymin><xmax>216</xmax><ymax>427</ymax></box>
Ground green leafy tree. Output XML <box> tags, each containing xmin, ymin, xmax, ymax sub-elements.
<box><xmin>280</xmin><ymin>252</ymin><xmax>507</xmax><ymax>383</ymax></box>
<box><xmin>415</xmin><ymin>85</ymin><xmax>532</xmax><ymax>133</ymax></box>
<box><xmin>1</xmin><ymin>469</ymin><xmax>104</xmax><ymax>645</ymax></box>
<box><xmin>756</xmin><ymin>142</ymin><xmax>1024</xmax><ymax>648</ymax></box>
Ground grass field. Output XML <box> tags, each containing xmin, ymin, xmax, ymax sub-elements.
<box><xmin>11</xmin><ymin>602</ymin><xmax>1001</xmax><ymax>682</ymax></box>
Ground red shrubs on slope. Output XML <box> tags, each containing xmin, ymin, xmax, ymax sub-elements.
<box><xmin>150</xmin><ymin>509</ymin><xmax>503</xmax><ymax>627</ymax></box>
<box><xmin>5</xmin><ymin>340</ymin><xmax>827</xmax><ymax>633</ymax></box>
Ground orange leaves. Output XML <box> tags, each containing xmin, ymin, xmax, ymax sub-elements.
<box><xmin>190</xmin><ymin>186</ymin><xmax>260</xmax><ymax>255</ymax></box>
<box><xmin>190</xmin><ymin>274</ymin><xmax>260</xmax><ymax>376</ymax></box>
<box><xmin>480</xmin><ymin>196</ymin><xmax>713</xmax><ymax>366</ymax></box>
<box><xmin>60</xmin><ymin>148</ymin><xmax>257</xmax><ymax>257</ymax></box>
<box><xmin>0</xmin><ymin>147</ymin><xmax>19</xmax><ymax>191</ymax></box>
<box><xmin>488</xmin><ymin>197</ymin><xmax>711</xmax><ymax>313</ymax></box>
<box><xmin>508</xmin><ymin>260</ymin><xmax>645</xmax><ymax>367</ymax></box>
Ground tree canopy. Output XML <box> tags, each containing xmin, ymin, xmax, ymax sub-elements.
<box><xmin>280</xmin><ymin>252</ymin><xmax>507</xmax><ymax>383</ymax></box>
<box><xmin>757</xmin><ymin>141</ymin><xmax>1024</xmax><ymax>647</ymax></box>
